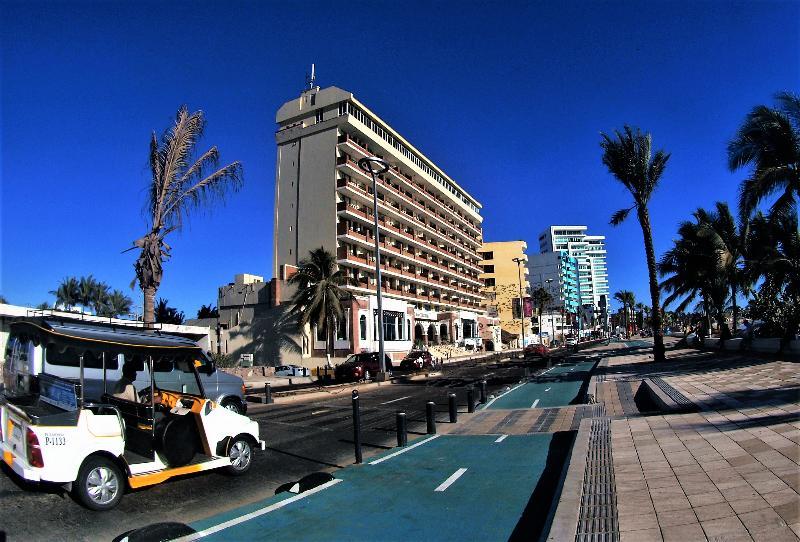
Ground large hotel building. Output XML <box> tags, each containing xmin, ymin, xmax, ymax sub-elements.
<box><xmin>273</xmin><ymin>85</ymin><xmax>496</xmax><ymax>359</ymax></box>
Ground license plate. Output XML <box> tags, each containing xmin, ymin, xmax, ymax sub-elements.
<box><xmin>11</xmin><ymin>423</ymin><xmax>21</xmax><ymax>443</ymax></box>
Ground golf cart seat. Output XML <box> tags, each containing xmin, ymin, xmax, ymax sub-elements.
<box><xmin>101</xmin><ymin>394</ymin><xmax>156</xmax><ymax>459</ymax></box>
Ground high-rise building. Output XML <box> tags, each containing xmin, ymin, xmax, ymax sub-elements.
<box><xmin>538</xmin><ymin>225</ymin><xmax>609</xmax><ymax>331</ymax></box>
<box><xmin>527</xmin><ymin>252</ymin><xmax>579</xmax><ymax>342</ymax></box>
<box><xmin>273</xmin><ymin>85</ymin><xmax>492</xmax><ymax>359</ymax></box>
<box><xmin>478</xmin><ymin>241</ymin><xmax>531</xmax><ymax>347</ymax></box>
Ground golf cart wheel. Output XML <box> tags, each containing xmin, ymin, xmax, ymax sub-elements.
<box><xmin>221</xmin><ymin>397</ymin><xmax>243</xmax><ymax>415</ymax></box>
<box><xmin>226</xmin><ymin>436</ymin><xmax>253</xmax><ymax>475</ymax></box>
<box><xmin>74</xmin><ymin>455</ymin><xmax>124</xmax><ymax>511</ymax></box>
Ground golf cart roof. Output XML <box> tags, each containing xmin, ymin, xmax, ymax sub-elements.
<box><xmin>10</xmin><ymin>318</ymin><xmax>202</xmax><ymax>352</ymax></box>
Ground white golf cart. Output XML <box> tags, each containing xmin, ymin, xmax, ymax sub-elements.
<box><xmin>1</xmin><ymin>318</ymin><xmax>264</xmax><ymax>510</ymax></box>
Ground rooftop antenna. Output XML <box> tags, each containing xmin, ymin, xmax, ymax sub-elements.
<box><xmin>306</xmin><ymin>63</ymin><xmax>316</xmax><ymax>90</ymax></box>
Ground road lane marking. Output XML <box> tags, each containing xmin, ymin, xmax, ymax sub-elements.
<box><xmin>380</xmin><ymin>395</ymin><xmax>411</xmax><ymax>405</ymax></box>
<box><xmin>369</xmin><ymin>434</ymin><xmax>440</xmax><ymax>465</ymax></box>
<box><xmin>545</xmin><ymin>388</ymin><xmax>551</xmax><ymax>392</ymax></box>
<box><xmin>435</xmin><ymin>468</ymin><xmax>468</xmax><ymax>492</ymax></box>
<box><xmin>494</xmin><ymin>435</ymin><xmax>508</xmax><ymax>443</ymax></box>
<box><xmin>482</xmin><ymin>382</ymin><xmax>526</xmax><ymax>409</ymax></box>
<box><xmin>311</xmin><ymin>410</ymin><xmax>328</xmax><ymax>415</ymax></box>
<box><xmin>177</xmin><ymin>478</ymin><xmax>343</xmax><ymax>540</ymax></box>
<box><xmin>531</xmin><ymin>399</ymin><xmax>540</xmax><ymax>408</ymax></box>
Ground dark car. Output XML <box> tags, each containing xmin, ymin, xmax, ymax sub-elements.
<box><xmin>524</xmin><ymin>343</ymin><xmax>550</xmax><ymax>358</ymax></box>
<box><xmin>334</xmin><ymin>352</ymin><xmax>393</xmax><ymax>381</ymax></box>
<box><xmin>399</xmin><ymin>351</ymin><xmax>434</xmax><ymax>371</ymax></box>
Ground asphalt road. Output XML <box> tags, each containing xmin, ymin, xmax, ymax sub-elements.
<box><xmin>0</xmin><ymin>352</ymin><xmax>551</xmax><ymax>541</ymax></box>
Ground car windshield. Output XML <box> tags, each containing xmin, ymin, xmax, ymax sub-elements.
<box><xmin>343</xmin><ymin>355</ymin><xmax>361</xmax><ymax>364</ymax></box>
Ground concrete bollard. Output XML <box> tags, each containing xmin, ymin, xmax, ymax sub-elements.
<box><xmin>426</xmin><ymin>401</ymin><xmax>436</xmax><ymax>435</ymax></box>
<box><xmin>479</xmin><ymin>380</ymin><xmax>488</xmax><ymax>403</ymax></box>
<box><xmin>448</xmin><ymin>393</ymin><xmax>457</xmax><ymax>423</ymax></box>
<box><xmin>396</xmin><ymin>411</ymin><xmax>407</xmax><ymax>447</ymax></box>
<box><xmin>352</xmin><ymin>390</ymin><xmax>362</xmax><ymax>464</ymax></box>
<box><xmin>264</xmin><ymin>383</ymin><xmax>273</xmax><ymax>404</ymax></box>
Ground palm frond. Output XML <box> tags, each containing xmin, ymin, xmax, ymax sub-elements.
<box><xmin>609</xmin><ymin>207</ymin><xmax>633</xmax><ymax>227</ymax></box>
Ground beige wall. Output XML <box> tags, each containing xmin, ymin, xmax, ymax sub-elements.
<box><xmin>479</xmin><ymin>241</ymin><xmax>532</xmax><ymax>343</ymax></box>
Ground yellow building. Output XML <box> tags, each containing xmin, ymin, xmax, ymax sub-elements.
<box><xmin>478</xmin><ymin>241</ymin><xmax>532</xmax><ymax>347</ymax></box>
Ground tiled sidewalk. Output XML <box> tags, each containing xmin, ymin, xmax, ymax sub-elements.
<box><xmin>591</xmin><ymin>340</ymin><xmax>800</xmax><ymax>541</ymax></box>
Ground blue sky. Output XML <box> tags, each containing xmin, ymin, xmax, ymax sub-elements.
<box><xmin>1</xmin><ymin>1</ymin><xmax>797</xmax><ymax>316</ymax></box>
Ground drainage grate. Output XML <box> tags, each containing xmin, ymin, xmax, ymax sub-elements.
<box><xmin>648</xmin><ymin>376</ymin><xmax>696</xmax><ymax>411</ymax></box>
<box><xmin>575</xmin><ymin>417</ymin><xmax>619</xmax><ymax>542</ymax></box>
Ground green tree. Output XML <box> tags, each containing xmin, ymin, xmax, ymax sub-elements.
<box><xmin>154</xmin><ymin>298</ymin><xmax>185</xmax><ymax>325</ymax></box>
<box><xmin>0</xmin><ymin>295</ymin><xmax>8</xmax><ymax>304</ymax></box>
<box><xmin>128</xmin><ymin>106</ymin><xmax>243</xmax><ymax>326</ymax></box>
<box><xmin>745</xmin><ymin>207</ymin><xmax>800</xmax><ymax>345</ymax></box>
<box><xmin>99</xmin><ymin>290</ymin><xmax>133</xmax><ymax>318</ymax></box>
<box><xmin>601</xmin><ymin>126</ymin><xmax>669</xmax><ymax>361</ymax></box>
<box><xmin>530</xmin><ymin>286</ymin><xmax>553</xmax><ymax>335</ymax></box>
<box><xmin>658</xmin><ymin>218</ymin><xmax>729</xmax><ymax>338</ymax></box>
<box><xmin>288</xmin><ymin>248</ymin><xmax>351</xmax><ymax>367</ymax></box>
<box><xmin>36</xmin><ymin>302</ymin><xmax>50</xmax><ymax>310</ymax></box>
<box><xmin>197</xmin><ymin>304</ymin><xmax>219</xmax><ymax>319</ymax></box>
<box><xmin>51</xmin><ymin>277</ymin><xmax>80</xmax><ymax>310</ymax></box>
<box><xmin>613</xmin><ymin>290</ymin><xmax>635</xmax><ymax>338</ymax></box>
<box><xmin>728</xmin><ymin>92</ymin><xmax>800</xmax><ymax>220</ymax></box>
<box><xmin>695</xmin><ymin>202</ymin><xmax>751</xmax><ymax>333</ymax></box>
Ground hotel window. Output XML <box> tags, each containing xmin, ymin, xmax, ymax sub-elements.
<box><xmin>360</xmin><ymin>315</ymin><xmax>367</xmax><ymax>340</ymax></box>
<box><xmin>336</xmin><ymin>310</ymin><xmax>349</xmax><ymax>340</ymax></box>
<box><xmin>315</xmin><ymin>110</ymin><xmax>324</xmax><ymax>124</ymax></box>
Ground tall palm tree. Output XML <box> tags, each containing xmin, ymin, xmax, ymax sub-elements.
<box><xmin>51</xmin><ymin>277</ymin><xmax>80</xmax><ymax>311</ymax></box>
<box><xmin>634</xmin><ymin>302</ymin><xmax>646</xmax><ymax>333</ymax></box>
<box><xmin>601</xmin><ymin>126</ymin><xmax>669</xmax><ymax>360</ymax></box>
<box><xmin>613</xmin><ymin>290</ymin><xmax>635</xmax><ymax>338</ymax></box>
<box><xmin>695</xmin><ymin>202</ymin><xmax>750</xmax><ymax>333</ymax></box>
<box><xmin>154</xmin><ymin>298</ymin><xmax>185</xmax><ymax>325</ymax></box>
<box><xmin>289</xmin><ymin>248</ymin><xmax>352</xmax><ymax>367</ymax></box>
<box><xmin>530</xmin><ymin>286</ymin><xmax>553</xmax><ymax>336</ymax></box>
<box><xmin>728</xmin><ymin>92</ymin><xmax>800</xmax><ymax>220</ymax></box>
<box><xmin>128</xmin><ymin>106</ymin><xmax>243</xmax><ymax>325</ymax></box>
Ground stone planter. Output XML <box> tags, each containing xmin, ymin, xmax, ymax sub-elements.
<box><xmin>723</xmin><ymin>338</ymin><xmax>743</xmax><ymax>351</ymax></box>
<box><xmin>751</xmin><ymin>338</ymin><xmax>781</xmax><ymax>354</ymax></box>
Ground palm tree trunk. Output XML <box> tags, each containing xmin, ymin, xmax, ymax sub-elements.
<box><xmin>326</xmin><ymin>322</ymin><xmax>333</xmax><ymax>368</ymax></box>
<box><xmin>143</xmin><ymin>286</ymin><xmax>156</xmax><ymax>327</ymax></box>
<box><xmin>637</xmin><ymin>207</ymin><xmax>666</xmax><ymax>361</ymax></box>
<box><xmin>731</xmin><ymin>284</ymin><xmax>738</xmax><ymax>335</ymax></box>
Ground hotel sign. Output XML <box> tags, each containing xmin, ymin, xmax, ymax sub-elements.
<box><xmin>414</xmin><ymin>309</ymin><xmax>437</xmax><ymax>321</ymax></box>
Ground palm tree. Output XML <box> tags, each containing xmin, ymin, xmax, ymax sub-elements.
<box><xmin>613</xmin><ymin>290</ymin><xmax>635</xmax><ymax>338</ymax></box>
<box><xmin>659</xmin><ymin>218</ymin><xmax>729</xmax><ymax>338</ymax></box>
<box><xmin>100</xmin><ymin>290</ymin><xmax>133</xmax><ymax>318</ymax></box>
<box><xmin>695</xmin><ymin>202</ymin><xmax>750</xmax><ymax>334</ymax></box>
<box><xmin>634</xmin><ymin>302</ymin><xmax>646</xmax><ymax>333</ymax></box>
<box><xmin>197</xmin><ymin>304</ymin><xmax>219</xmax><ymax>319</ymax></box>
<box><xmin>601</xmin><ymin>126</ymin><xmax>669</xmax><ymax>360</ymax></box>
<box><xmin>91</xmin><ymin>281</ymin><xmax>111</xmax><ymax>315</ymax></box>
<box><xmin>154</xmin><ymin>298</ymin><xmax>185</xmax><ymax>325</ymax></box>
<box><xmin>36</xmin><ymin>302</ymin><xmax>50</xmax><ymax>310</ymax></box>
<box><xmin>728</xmin><ymin>92</ymin><xmax>800</xmax><ymax>220</ymax></box>
<box><xmin>746</xmin><ymin>206</ymin><xmax>800</xmax><ymax>344</ymax></box>
<box><xmin>530</xmin><ymin>286</ymin><xmax>554</xmax><ymax>339</ymax></box>
<box><xmin>288</xmin><ymin>248</ymin><xmax>352</xmax><ymax>367</ymax></box>
<box><xmin>0</xmin><ymin>295</ymin><xmax>8</xmax><ymax>304</ymax></box>
<box><xmin>51</xmin><ymin>277</ymin><xmax>80</xmax><ymax>311</ymax></box>
<box><xmin>128</xmin><ymin>106</ymin><xmax>243</xmax><ymax>326</ymax></box>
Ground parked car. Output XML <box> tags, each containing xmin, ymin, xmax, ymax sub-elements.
<box><xmin>274</xmin><ymin>365</ymin><xmax>309</xmax><ymax>377</ymax></box>
<box><xmin>524</xmin><ymin>343</ymin><xmax>549</xmax><ymax>358</ymax></box>
<box><xmin>399</xmin><ymin>351</ymin><xmax>434</xmax><ymax>371</ymax></box>
<box><xmin>334</xmin><ymin>353</ymin><xmax>393</xmax><ymax>381</ymax></box>
<box><xmin>565</xmin><ymin>337</ymin><xmax>578</xmax><ymax>347</ymax></box>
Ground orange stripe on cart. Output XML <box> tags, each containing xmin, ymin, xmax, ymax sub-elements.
<box><xmin>127</xmin><ymin>461</ymin><xmax>216</xmax><ymax>489</ymax></box>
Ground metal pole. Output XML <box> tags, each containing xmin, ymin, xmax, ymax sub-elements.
<box><xmin>359</xmin><ymin>157</ymin><xmax>391</xmax><ymax>380</ymax></box>
<box><xmin>425</xmin><ymin>401</ymin><xmax>436</xmax><ymax>434</ymax></box>
<box><xmin>479</xmin><ymin>380</ymin><xmax>487</xmax><ymax>403</ymax></box>
<box><xmin>512</xmin><ymin>258</ymin><xmax>525</xmax><ymax>353</ymax></box>
<box><xmin>467</xmin><ymin>388</ymin><xmax>475</xmax><ymax>413</ymax></box>
<box><xmin>448</xmin><ymin>393</ymin><xmax>457</xmax><ymax>423</ymax></box>
<box><xmin>396</xmin><ymin>411</ymin><xmax>407</xmax><ymax>447</ymax></box>
<box><xmin>352</xmin><ymin>390</ymin><xmax>362</xmax><ymax>463</ymax></box>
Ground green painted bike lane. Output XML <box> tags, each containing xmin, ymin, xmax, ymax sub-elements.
<box><xmin>185</xmin><ymin>433</ymin><xmax>554</xmax><ymax>542</ymax></box>
<box><xmin>482</xmin><ymin>360</ymin><xmax>597</xmax><ymax>410</ymax></box>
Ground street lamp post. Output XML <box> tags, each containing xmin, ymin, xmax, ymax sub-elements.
<box><xmin>358</xmin><ymin>156</ymin><xmax>391</xmax><ymax>381</ymax></box>
<box><xmin>512</xmin><ymin>257</ymin><xmax>526</xmax><ymax>354</ymax></box>
<box><xmin>544</xmin><ymin>278</ymin><xmax>554</xmax><ymax>346</ymax></box>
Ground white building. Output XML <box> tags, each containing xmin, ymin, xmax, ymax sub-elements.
<box><xmin>538</xmin><ymin>225</ymin><xmax>610</xmax><ymax>332</ymax></box>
